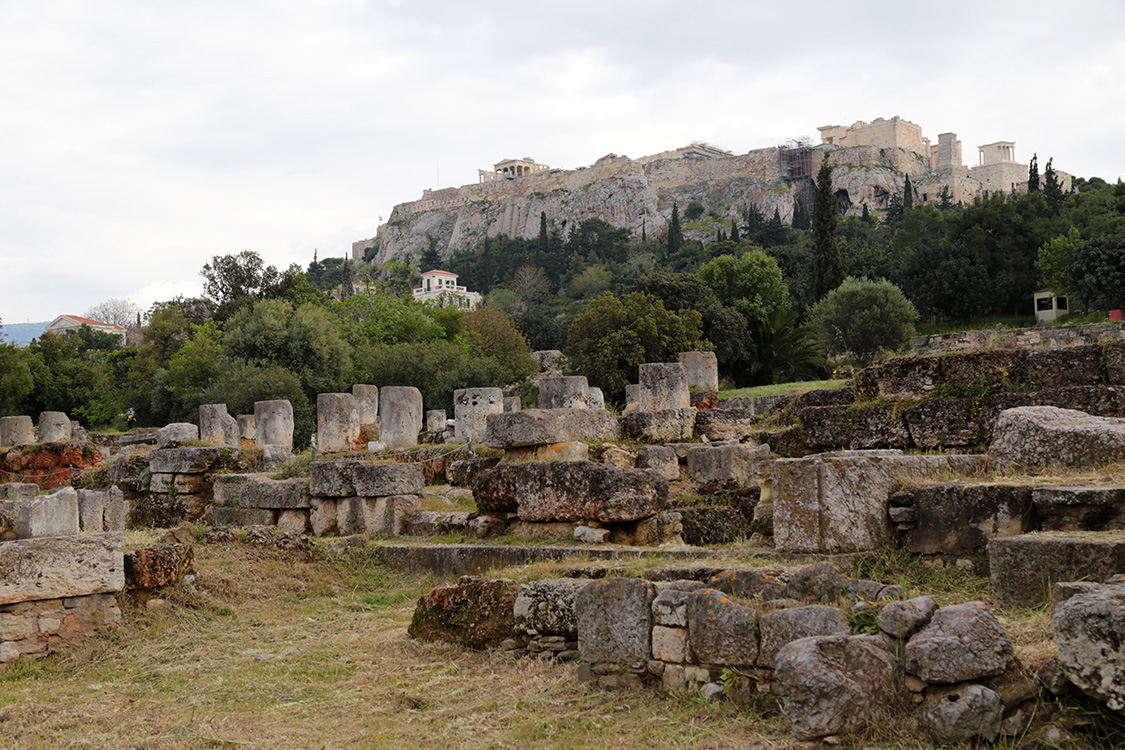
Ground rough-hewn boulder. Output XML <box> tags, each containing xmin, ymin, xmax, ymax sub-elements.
<box><xmin>124</xmin><ymin>543</ymin><xmax>194</xmax><ymax>590</ymax></box>
<box><xmin>904</xmin><ymin>602</ymin><xmax>1013</xmax><ymax>684</ymax></box>
<box><xmin>692</xmin><ymin>405</ymin><xmax>756</xmax><ymax>442</ymax></box>
<box><xmin>1053</xmin><ymin>579</ymin><xmax>1125</xmax><ymax>713</ymax></box>
<box><xmin>622</xmin><ymin>408</ymin><xmax>695</xmax><ymax>443</ymax></box>
<box><xmin>408</xmin><ymin>577</ymin><xmax>519</xmax><ymax>650</ymax></box>
<box><xmin>472</xmin><ymin>461</ymin><xmax>667</xmax><ymax>523</ymax></box>
<box><xmin>685</xmin><ymin>588</ymin><xmax>758</xmax><ymax>665</ymax></box>
<box><xmin>485</xmin><ymin>408</ymin><xmax>621</xmax><ymax>449</ymax></box>
<box><xmin>686</xmin><ymin>443</ymin><xmax>769</xmax><ymax>494</ymax></box>
<box><xmin>706</xmin><ymin>568</ymin><xmax>788</xmax><ymax>601</ymax></box>
<box><xmin>1018</xmin><ymin>345</ymin><xmax>1105</xmax><ymax>390</ymax></box>
<box><xmin>757</xmin><ymin>605</ymin><xmax>849</xmax><ymax>668</ymax></box>
<box><xmin>920</xmin><ymin>684</ymin><xmax>1003</xmax><ymax>743</ymax></box>
<box><xmin>990</xmin><ymin>406</ymin><xmax>1125</xmax><ymax>468</ymax></box>
<box><xmin>876</xmin><ymin>596</ymin><xmax>937</xmax><ymax>639</ymax></box>
<box><xmin>513</xmin><ymin>578</ymin><xmax>587</xmax><ymax>638</ymax></box>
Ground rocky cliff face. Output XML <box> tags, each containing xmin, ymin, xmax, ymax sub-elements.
<box><xmin>361</xmin><ymin>145</ymin><xmax>915</xmax><ymax>265</ymax></box>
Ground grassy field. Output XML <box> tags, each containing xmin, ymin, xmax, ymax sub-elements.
<box><xmin>719</xmin><ymin>379</ymin><xmax>847</xmax><ymax>400</ymax></box>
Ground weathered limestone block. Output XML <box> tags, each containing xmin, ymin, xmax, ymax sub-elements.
<box><xmin>693</xmin><ymin>405</ymin><xmax>756</xmax><ymax>442</ymax></box>
<box><xmin>15</xmin><ymin>486</ymin><xmax>79</xmax><ymax>538</ymax></box>
<box><xmin>149</xmin><ymin>473</ymin><xmax>210</xmax><ymax>494</ymax></box>
<box><xmin>425</xmin><ymin>409</ymin><xmax>446</xmax><ymax>433</ymax></box>
<box><xmin>989</xmin><ymin>532</ymin><xmax>1125</xmax><ymax>608</ymax></box>
<box><xmin>636</xmin><ymin>445</ymin><xmax>679</xmax><ymax>481</ymax></box>
<box><xmin>212</xmin><ymin>474</ymin><xmax>253</xmax><ymax>506</ymax></box>
<box><xmin>363</xmin><ymin>494</ymin><xmax>420</xmax><ymax>536</ymax></box>
<box><xmin>37</xmin><ymin>411</ymin><xmax>72</xmax><ymax>443</ymax></box>
<box><xmin>1053</xmin><ymin>579</ymin><xmax>1125</xmax><ymax>713</ymax></box>
<box><xmin>237</xmin><ymin>414</ymin><xmax>256</xmax><ymax>442</ymax></box>
<box><xmin>242</xmin><ymin>476</ymin><xmax>311</xmax><ymax>509</ymax></box>
<box><xmin>576</xmin><ymin>578</ymin><xmax>657</xmax><ymax>664</ymax></box>
<box><xmin>406</xmin><ymin>510</ymin><xmax>471</xmax><ymax>536</ymax></box>
<box><xmin>785</xmin><ymin>561</ymin><xmax>900</xmax><ymax>604</ymax></box>
<box><xmin>317</xmin><ymin>393</ymin><xmax>360</xmax><ymax>453</ymax></box>
<box><xmin>309</xmin><ymin>498</ymin><xmax>338</xmax><ymax>536</ymax></box>
<box><xmin>639</xmin><ymin>362</ymin><xmax>690</xmax><ymax>412</ymax></box>
<box><xmin>0</xmin><ymin>532</ymin><xmax>124</xmax><ymax>605</ymax></box>
<box><xmin>990</xmin><ymin>406</ymin><xmax>1125</xmax><ymax>469</ymax></box>
<box><xmin>877</xmin><ymin>596</ymin><xmax>937</xmax><ymax>639</ymax></box>
<box><xmin>379</xmin><ymin>386</ymin><xmax>423</xmax><ymax>448</ymax></box>
<box><xmin>77</xmin><ymin>489</ymin><xmax>106</xmax><ymax>532</ymax></box>
<box><xmin>623</xmin><ymin>408</ymin><xmax>695</xmax><ymax>443</ymax></box>
<box><xmin>539</xmin><ymin>376</ymin><xmax>589</xmax><ymax>410</ymax></box>
<box><xmin>445</xmin><ymin>457</ymin><xmax>500</xmax><ymax>487</ymax></box>
<box><xmin>484</xmin><ymin>408</ymin><xmax>621</xmax><ymax>448</ymax></box>
<box><xmin>652</xmin><ymin>624</ymin><xmax>690</xmax><ymax>663</ymax></box>
<box><xmin>499</xmin><ymin>442</ymin><xmax>589</xmax><ymax>464</ymax></box>
<box><xmin>352</xmin><ymin>384</ymin><xmax>379</xmax><ymax>426</ymax></box>
<box><xmin>757</xmin><ymin>605</ymin><xmax>850</xmax><ymax>668</ymax></box>
<box><xmin>124</xmin><ymin>543</ymin><xmax>194</xmax><ymax>590</ymax></box>
<box><xmin>849</xmin><ymin>402</ymin><xmax>913</xmax><ymax>449</ymax></box>
<box><xmin>773</xmin><ymin>451</ymin><xmax>987</xmax><ymax>553</ymax></box>
<box><xmin>472</xmin><ymin>461</ymin><xmax>667</xmax><ymax>523</ymax></box>
<box><xmin>920</xmin><ymin>684</ymin><xmax>1003</xmax><ymax>743</ymax></box>
<box><xmin>408</xmin><ymin>577</ymin><xmax>520</xmax><ymax>649</ymax></box>
<box><xmin>625</xmin><ymin>384</ymin><xmax>641</xmax><ymax>408</ymax></box>
<box><xmin>686</xmin><ymin>588</ymin><xmax>758</xmax><ymax>665</ymax></box>
<box><xmin>148</xmin><ymin>447</ymin><xmax>225</xmax><ymax>475</ymax></box>
<box><xmin>678</xmin><ymin>351</ymin><xmax>719</xmax><ymax>392</ymax></box>
<box><xmin>513</xmin><ymin>578</ymin><xmax>587</xmax><ymax>638</ymax></box>
<box><xmin>587</xmin><ymin>387</ymin><xmax>605</xmax><ymax>409</ymax></box>
<box><xmin>904</xmin><ymin>602</ymin><xmax>1013</xmax><ymax>684</ymax></box>
<box><xmin>0</xmin><ymin>416</ymin><xmax>35</xmax><ymax>447</ymax></box>
<box><xmin>277</xmin><ymin>509</ymin><xmax>310</xmax><ymax>534</ymax></box>
<box><xmin>854</xmin><ymin>354</ymin><xmax>944</xmax><ymax>401</ymax></box>
<box><xmin>262</xmin><ymin>445</ymin><xmax>294</xmax><ymax>472</ymax></box>
<box><xmin>599</xmin><ymin>444</ymin><xmax>636</xmax><ymax>469</ymax></box>
<box><xmin>309</xmin><ymin>461</ymin><xmax>358</xmax><ymax>497</ymax></box>
<box><xmin>1108</xmin><ymin>341</ymin><xmax>1125</xmax><ymax>385</ymax></box>
<box><xmin>609</xmin><ymin>511</ymin><xmax>683</xmax><ymax>546</ymax></box>
<box><xmin>706</xmin><ymin>568</ymin><xmax>788</xmax><ymax>601</ymax></box>
<box><xmin>775</xmin><ymin>635</ymin><xmax>899</xmax><ymax>741</ymax></box>
<box><xmin>503</xmin><ymin>397</ymin><xmax>521</xmax><ymax>413</ymax></box>
<box><xmin>156</xmin><ymin>422</ymin><xmax>197</xmax><ymax>448</ymax></box>
<box><xmin>676</xmin><ymin>506</ymin><xmax>747</xmax><ymax>546</ymax></box>
<box><xmin>1033</xmin><ymin>485</ymin><xmax>1125</xmax><ymax>531</ymax></box>
<box><xmin>352</xmin><ymin>462</ymin><xmax>425</xmax><ymax>497</ymax></box>
<box><xmin>1018</xmin><ymin>345</ymin><xmax>1105</xmax><ymax>390</ymax></box>
<box><xmin>336</xmin><ymin>497</ymin><xmax>366</xmax><ymax>535</ymax></box>
<box><xmin>255</xmin><ymin>399</ymin><xmax>294</xmax><ymax>450</ymax></box>
<box><xmin>903</xmin><ymin>398</ymin><xmax>980</xmax><ymax>449</ymax></box>
<box><xmin>907</xmin><ymin>483</ymin><xmax>1036</xmax><ymax>557</ymax></box>
<box><xmin>531</xmin><ymin>349</ymin><xmax>563</xmax><ymax>374</ymax></box>
<box><xmin>199</xmin><ymin>404</ymin><xmax>239</xmax><ymax>448</ymax></box>
<box><xmin>103</xmin><ymin>487</ymin><xmax>126</xmax><ymax>532</ymax></box>
<box><xmin>453</xmin><ymin>387</ymin><xmax>504</xmax><ymax>442</ymax></box>
<box><xmin>686</xmin><ymin>443</ymin><xmax>769</xmax><ymax>494</ymax></box>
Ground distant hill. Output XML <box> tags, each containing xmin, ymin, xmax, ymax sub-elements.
<box><xmin>1</xmin><ymin>321</ymin><xmax>48</xmax><ymax>347</ymax></box>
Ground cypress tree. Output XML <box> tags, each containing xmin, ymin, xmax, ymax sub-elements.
<box><xmin>1028</xmin><ymin>154</ymin><xmax>1040</xmax><ymax>191</ymax></box>
<box><xmin>538</xmin><ymin>211</ymin><xmax>549</xmax><ymax>254</ymax></box>
<box><xmin>1044</xmin><ymin>157</ymin><xmax>1064</xmax><ymax>214</ymax></box>
<box><xmin>667</xmin><ymin>202</ymin><xmax>683</xmax><ymax>254</ymax></box>
<box><xmin>903</xmin><ymin>174</ymin><xmax>914</xmax><ymax>211</ymax></box>
<box><xmin>729</xmin><ymin>218</ymin><xmax>740</xmax><ymax>243</ymax></box>
<box><xmin>811</xmin><ymin>158</ymin><xmax>844</xmax><ymax>301</ymax></box>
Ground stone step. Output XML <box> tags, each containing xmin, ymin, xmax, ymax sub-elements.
<box><xmin>988</xmin><ymin>530</ymin><xmax>1125</xmax><ymax>608</ymax></box>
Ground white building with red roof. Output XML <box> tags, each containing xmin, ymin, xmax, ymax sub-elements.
<box><xmin>411</xmin><ymin>270</ymin><xmax>482</xmax><ymax>310</ymax></box>
<box><xmin>44</xmin><ymin>315</ymin><xmax>127</xmax><ymax>345</ymax></box>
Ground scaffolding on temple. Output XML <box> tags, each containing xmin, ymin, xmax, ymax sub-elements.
<box><xmin>778</xmin><ymin>137</ymin><xmax>815</xmax><ymax>179</ymax></box>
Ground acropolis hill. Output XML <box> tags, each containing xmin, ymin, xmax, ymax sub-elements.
<box><xmin>354</xmin><ymin>116</ymin><xmax>1073</xmax><ymax>264</ymax></box>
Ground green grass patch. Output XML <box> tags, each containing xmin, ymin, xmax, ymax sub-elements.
<box><xmin>719</xmin><ymin>379</ymin><xmax>847</xmax><ymax>400</ymax></box>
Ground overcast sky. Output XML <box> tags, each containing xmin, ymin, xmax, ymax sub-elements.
<box><xmin>2</xmin><ymin>0</ymin><xmax>1123</xmax><ymax>325</ymax></box>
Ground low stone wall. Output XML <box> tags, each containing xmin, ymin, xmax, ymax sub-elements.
<box><xmin>911</xmin><ymin>322</ymin><xmax>1125</xmax><ymax>355</ymax></box>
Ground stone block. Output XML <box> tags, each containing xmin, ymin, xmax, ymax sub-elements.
<box><xmin>408</xmin><ymin>577</ymin><xmax>520</xmax><ymax>650</ymax></box>
<box><xmin>678</xmin><ymin>351</ymin><xmax>719</xmax><ymax>392</ymax></box>
<box><xmin>309</xmin><ymin>460</ymin><xmax>357</xmax><ymax>497</ymax></box>
<box><xmin>904</xmin><ymin>602</ymin><xmax>1014</xmax><ymax>684</ymax></box>
<box><xmin>0</xmin><ymin>415</ymin><xmax>35</xmax><ymax>447</ymax></box>
<box><xmin>199</xmin><ymin>404</ymin><xmax>239</xmax><ymax>448</ymax></box>
<box><xmin>212</xmin><ymin>474</ymin><xmax>253</xmax><ymax>506</ymax></box>
<box><xmin>379</xmin><ymin>386</ymin><xmax>423</xmax><ymax>448</ymax></box>
<box><xmin>989</xmin><ymin>531</ymin><xmax>1125</xmax><ymax>608</ymax></box>
<box><xmin>576</xmin><ymin>578</ymin><xmax>657</xmax><ymax>664</ymax></box>
<box><xmin>636</xmin><ymin>445</ymin><xmax>679</xmax><ymax>481</ymax></box>
<box><xmin>990</xmin><ymin>406</ymin><xmax>1125</xmax><ymax>469</ymax></box>
<box><xmin>686</xmin><ymin>588</ymin><xmax>758</xmax><ymax>665</ymax></box>
<box><xmin>639</xmin><ymin>362</ymin><xmax>690</xmax><ymax>411</ymax></box>
<box><xmin>854</xmin><ymin>354</ymin><xmax>944</xmax><ymax>400</ymax></box>
<box><xmin>124</xmin><ymin>543</ymin><xmax>194</xmax><ymax>590</ymax></box>
<box><xmin>445</xmin><ymin>457</ymin><xmax>500</xmax><ymax>487</ymax></box>
<box><xmin>242</xmin><ymin>476</ymin><xmax>311</xmax><ymax>509</ymax></box>
<box><xmin>0</xmin><ymin>532</ymin><xmax>124</xmax><ymax>605</ymax></box>
<box><xmin>1017</xmin><ymin>345</ymin><xmax>1105</xmax><ymax>390</ymax></box>
<box><xmin>539</xmin><ymin>376</ymin><xmax>588</xmax><ymax>409</ymax></box>
<box><xmin>652</xmin><ymin>588</ymin><xmax>699</xmax><ymax>627</ymax></box>
<box><xmin>499</xmin><ymin>442</ymin><xmax>589</xmax><ymax>464</ymax></box>
<box><xmin>149</xmin><ymin>473</ymin><xmax>210</xmax><ymax>494</ymax></box>
<box><xmin>587</xmin><ymin>387</ymin><xmax>605</xmax><ymax>409</ymax></box>
<box><xmin>706</xmin><ymin>568</ymin><xmax>788</xmax><ymax>601</ymax></box>
<box><xmin>485</xmin><ymin>408</ymin><xmax>621</xmax><ymax>449</ymax></box>
<box><xmin>1107</xmin><ymin>341</ymin><xmax>1125</xmax><ymax>385</ymax></box>
<box><xmin>262</xmin><ymin>445</ymin><xmax>294</xmax><ymax>472</ymax></box>
<box><xmin>1033</xmin><ymin>485</ymin><xmax>1125</xmax><ymax>531</ymax></box>
<box><xmin>472</xmin><ymin>461</ymin><xmax>667</xmax><ymax>523</ymax></box>
<box><xmin>623</xmin><ymin>408</ymin><xmax>696</xmax><ymax>443</ymax></box>
<box><xmin>237</xmin><ymin>414</ymin><xmax>256</xmax><ymax>442</ymax></box>
<box><xmin>877</xmin><ymin>596</ymin><xmax>937</xmax><ymax>639</ymax></box>
<box><xmin>352</xmin><ymin>384</ymin><xmax>379</xmax><ymax>426</ymax></box>
<box><xmin>352</xmin><ymin>462</ymin><xmax>425</xmax><ymax>497</ymax></box>
<box><xmin>920</xmin><ymin>684</ymin><xmax>1002</xmax><ymax>744</ymax></box>
<box><xmin>277</xmin><ymin>509</ymin><xmax>310</xmax><ymax>534</ymax></box>
<box><xmin>104</xmin><ymin>487</ymin><xmax>126</xmax><ymax>532</ymax></box>
<box><xmin>363</xmin><ymin>494</ymin><xmax>420</xmax><ymax>537</ymax></box>
<box><xmin>15</xmin><ymin>486</ymin><xmax>79</xmax><ymax>538</ymax></box>
<box><xmin>406</xmin><ymin>510</ymin><xmax>471</xmax><ymax>536</ymax></box>
<box><xmin>337</xmin><ymin>497</ymin><xmax>366</xmax><ymax>535</ymax></box>
<box><xmin>686</xmin><ymin>443</ymin><xmax>769</xmax><ymax>494</ymax></box>
<box><xmin>513</xmin><ymin>578</ymin><xmax>587</xmax><ymax>638</ymax></box>
<box><xmin>317</xmin><ymin>393</ymin><xmax>360</xmax><ymax>453</ymax></box>
<box><xmin>531</xmin><ymin>349</ymin><xmax>563</xmax><ymax>374</ymax></box>
<box><xmin>148</xmin><ymin>447</ymin><xmax>225</xmax><ymax>475</ymax></box>
<box><xmin>757</xmin><ymin>605</ymin><xmax>849</xmax><ymax>667</ymax></box>
<box><xmin>599</xmin><ymin>444</ymin><xmax>636</xmax><ymax>469</ymax></box>
<box><xmin>693</xmin><ymin>406</ymin><xmax>756</xmax><ymax>442</ymax></box>
<box><xmin>1053</xmin><ymin>579</ymin><xmax>1125</xmax><ymax>712</ymax></box>
<box><xmin>907</xmin><ymin>483</ymin><xmax>1036</xmax><ymax>557</ymax></box>
<box><xmin>625</xmin><ymin>384</ymin><xmax>640</xmax><ymax>407</ymax></box>
<box><xmin>77</xmin><ymin>489</ymin><xmax>106</xmax><ymax>532</ymax></box>
<box><xmin>503</xmin><ymin>397</ymin><xmax>520</xmax><ymax>413</ymax></box>
<box><xmin>309</xmin><ymin>498</ymin><xmax>338</xmax><ymax>536</ymax></box>
<box><xmin>453</xmin><ymin>387</ymin><xmax>505</xmax><ymax>442</ymax></box>
<box><xmin>37</xmin><ymin>411</ymin><xmax>72</xmax><ymax>443</ymax></box>
<box><xmin>904</xmin><ymin>398</ymin><xmax>980</xmax><ymax>449</ymax></box>
<box><xmin>255</xmin><ymin>399</ymin><xmax>294</xmax><ymax>450</ymax></box>
<box><xmin>425</xmin><ymin>409</ymin><xmax>446</xmax><ymax>433</ymax></box>
<box><xmin>652</xmin><ymin>625</ymin><xmax>690</xmax><ymax>663</ymax></box>
<box><xmin>157</xmin><ymin>422</ymin><xmax>197</xmax><ymax>448</ymax></box>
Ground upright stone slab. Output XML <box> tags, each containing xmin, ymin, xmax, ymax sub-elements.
<box><xmin>587</xmin><ymin>387</ymin><xmax>605</xmax><ymax>409</ymax></box>
<box><xmin>454</xmin><ymin>388</ymin><xmax>504</xmax><ymax>443</ymax></box>
<box><xmin>576</xmin><ymin>578</ymin><xmax>657</xmax><ymax>664</ymax></box>
<box><xmin>539</xmin><ymin>376</ymin><xmax>589</xmax><ymax>410</ymax></box>
<box><xmin>625</xmin><ymin>384</ymin><xmax>641</xmax><ymax>408</ymax></box>
<box><xmin>0</xmin><ymin>416</ymin><xmax>35</xmax><ymax>447</ymax></box>
<box><xmin>352</xmin><ymin>384</ymin><xmax>379</xmax><ymax>426</ymax></box>
<box><xmin>237</xmin><ymin>414</ymin><xmax>256</xmax><ymax>442</ymax></box>
<box><xmin>317</xmin><ymin>393</ymin><xmax>360</xmax><ymax>453</ymax></box>
<box><xmin>638</xmin><ymin>363</ymin><xmax>690</xmax><ymax>412</ymax></box>
<box><xmin>15</xmin><ymin>486</ymin><xmax>79</xmax><ymax>538</ymax></box>
<box><xmin>199</xmin><ymin>403</ymin><xmax>239</xmax><ymax>448</ymax></box>
<box><xmin>686</xmin><ymin>443</ymin><xmax>770</xmax><ymax>493</ymax></box>
<box><xmin>678</xmin><ymin>351</ymin><xmax>719</xmax><ymax>392</ymax></box>
<box><xmin>37</xmin><ymin>411</ymin><xmax>72</xmax><ymax>443</ymax></box>
<box><xmin>255</xmin><ymin>399</ymin><xmax>294</xmax><ymax>450</ymax></box>
<box><xmin>77</xmin><ymin>489</ymin><xmax>107</xmax><ymax>532</ymax></box>
<box><xmin>379</xmin><ymin>387</ymin><xmax>423</xmax><ymax>448</ymax></box>
<box><xmin>425</xmin><ymin>409</ymin><xmax>446</xmax><ymax>433</ymax></box>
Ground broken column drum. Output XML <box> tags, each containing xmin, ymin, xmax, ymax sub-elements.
<box><xmin>317</xmin><ymin>393</ymin><xmax>360</xmax><ymax>453</ymax></box>
<box><xmin>255</xmin><ymin>400</ymin><xmax>294</xmax><ymax>451</ymax></box>
<box><xmin>454</xmin><ymin>388</ymin><xmax>504</xmax><ymax>443</ymax></box>
<box><xmin>380</xmin><ymin>387</ymin><xmax>423</xmax><ymax>448</ymax></box>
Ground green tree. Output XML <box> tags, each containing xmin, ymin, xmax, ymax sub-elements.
<box><xmin>1069</xmin><ymin>231</ymin><xmax>1125</xmax><ymax>310</ymax></box>
<box><xmin>0</xmin><ymin>341</ymin><xmax>34</xmax><ymax>416</ymax></box>
<box><xmin>811</xmin><ymin>159</ymin><xmax>844</xmax><ymax>300</ymax></box>
<box><xmin>1044</xmin><ymin>158</ymin><xmax>1064</xmax><ymax>214</ymax></box>
<box><xmin>565</xmin><ymin>292</ymin><xmax>707</xmax><ymax>402</ymax></box>
<box><xmin>696</xmin><ymin>252</ymin><xmax>789</xmax><ymax>328</ymax></box>
<box><xmin>729</xmin><ymin>218</ymin><xmax>740</xmax><ymax>244</ymax></box>
<box><xmin>811</xmin><ymin>277</ymin><xmax>918</xmax><ymax>365</ymax></box>
<box><xmin>1036</xmin><ymin>227</ymin><xmax>1082</xmax><ymax>296</ymax></box>
<box><xmin>330</xmin><ymin>291</ymin><xmax>445</xmax><ymax>347</ymax></box>
<box><xmin>903</xmin><ymin>174</ymin><xmax>914</xmax><ymax>211</ymax></box>
<box><xmin>1028</xmin><ymin>153</ymin><xmax>1040</xmax><ymax>191</ymax></box>
<box><xmin>667</xmin><ymin>203</ymin><xmax>684</xmax><ymax>255</ymax></box>
<box><xmin>419</xmin><ymin>243</ymin><xmax>441</xmax><ymax>272</ymax></box>
<box><xmin>463</xmin><ymin>307</ymin><xmax>537</xmax><ymax>384</ymax></box>
<box><xmin>749</xmin><ymin>308</ymin><xmax>828</xmax><ymax>386</ymax></box>
<box><xmin>567</xmin><ymin>265</ymin><xmax>613</xmax><ymax>298</ymax></box>
<box><xmin>684</xmin><ymin>200</ymin><xmax>705</xmax><ymax>221</ymax></box>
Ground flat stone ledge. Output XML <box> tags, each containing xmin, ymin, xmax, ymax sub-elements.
<box><xmin>0</xmin><ymin>532</ymin><xmax>124</xmax><ymax>605</ymax></box>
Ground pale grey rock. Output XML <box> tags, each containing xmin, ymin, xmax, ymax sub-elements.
<box><xmin>363</xmin><ymin>494</ymin><xmax>420</xmax><ymax>537</ymax></box>
<box><xmin>574</xmin><ymin>525</ymin><xmax>610</xmax><ymax>543</ymax></box>
<box><xmin>148</xmin><ymin>447</ymin><xmax>224</xmax><ymax>474</ymax></box>
<box><xmin>309</xmin><ymin>498</ymin><xmax>338</xmax><ymax>536</ymax></box>
<box><xmin>686</xmin><ymin>588</ymin><xmax>758</xmax><ymax>665</ymax></box>
<box><xmin>237</xmin><ymin>414</ymin><xmax>256</xmax><ymax>442</ymax></box>
<box><xmin>484</xmin><ymin>408</ymin><xmax>621</xmax><ymax>449</ymax></box>
<box><xmin>623</xmin><ymin>408</ymin><xmax>696</xmax><ymax>443</ymax></box>
<box><xmin>503</xmin><ymin>397</ymin><xmax>521</xmax><ymax>413</ymax></box>
<box><xmin>877</xmin><ymin>596</ymin><xmax>937</xmax><ymax>639</ymax></box>
<box><xmin>636</xmin><ymin>445</ymin><xmax>679</xmax><ymax>481</ymax></box>
<box><xmin>255</xmin><ymin>399</ymin><xmax>294</xmax><ymax>450</ymax></box>
<box><xmin>587</xmin><ymin>387</ymin><xmax>605</xmax><ymax>409</ymax></box>
<box><xmin>405</xmin><ymin>510</ymin><xmax>471</xmax><ymax>536</ymax></box>
<box><xmin>199</xmin><ymin>404</ymin><xmax>239</xmax><ymax>448</ymax></box>
<box><xmin>576</xmin><ymin>578</ymin><xmax>657</xmax><ymax>664</ymax></box>
<box><xmin>212</xmin><ymin>474</ymin><xmax>253</xmax><ymax>507</ymax></box>
<box><xmin>679</xmin><ymin>351</ymin><xmax>719</xmax><ymax>392</ymax></box>
<box><xmin>0</xmin><ymin>532</ymin><xmax>124</xmax><ymax>605</ymax></box>
<box><xmin>539</xmin><ymin>376</ymin><xmax>588</xmax><ymax>410</ymax></box>
<box><xmin>262</xmin><ymin>445</ymin><xmax>294</xmax><ymax>472</ymax></box>
<box><xmin>0</xmin><ymin>415</ymin><xmax>35</xmax><ymax>447</ymax></box>
<box><xmin>242</xmin><ymin>476</ymin><xmax>311</xmax><ymax>509</ymax></box>
<box><xmin>352</xmin><ymin>462</ymin><xmax>425</xmax><ymax>497</ymax></box>
<box><xmin>336</xmin><ymin>497</ymin><xmax>366</xmax><ymax>535</ymax></box>
<box><xmin>15</xmin><ymin>486</ymin><xmax>79</xmax><ymax>538</ymax></box>
<box><xmin>352</xmin><ymin>384</ymin><xmax>379</xmax><ymax>426</ymax></box>
<box><xmin>757</xmin><ymin>605</ymin><xmax>850</xmax><ymax>668</ymax></box>
<box><xmin>157</xmin><ymin>422</ymin><xmax>197</xmax><ymax>448</ymax></box>
<box><xmin>37</xmin><ymin>411</ymin><xmax>72</xmax><ymax>443</ymax></box>
<box><xmin>513</xmin><ymin>578</ymin><xmax>587</xmax><ymax>638</ymax></box>
<box><xmin>309</xmin><ymin>461</ymin><xmax>357</xmax><ymax>497</ymax></box>
<box><xmin>276</xmin><ymin>509</ymin><xmax>310</xmax><ymax>534</ymax></box>
<box><xmin>639</xmin><ymin>362</ymin><xmax>690</xmax><ymax>411</ymax></box>
<box><xmin>687</xmin><ymin>443</ymin><xmax>770</xmax><ymax>494</ymax></box>
<box><xmin>379</xmin><ymin>386</ymin><xmax>423</xmax><ymax>448</ymax></box>
<box><xmin>920</xmin><ymin>684</ymin><xmax>1003</xmax><ymax>743</ymax></box>
<box><xmin>1053</xmin><ymin>580</ymin><xmax>1125</xmax><ymax>713</ymax></box>
<box><xmin>990</xmin><ymin>406</ymin><xmax>1125</xmax><ymax>469</ymax></box>
<box><xmin>317</xmin><ymin>393</ymin><xmax>360</xmax><ymax>453</ymax></box>
<box><xmin>904</xmin><ymin>602</ymin><xmax>1014</xmax><ymax>684</ymax></box>
<box><xmin>76</xmin><ymin>489</ymin><xmax>106</xmax><ymax>532</ymax></box>
<box><xmin>425</xmin><ymin>409</ymin><xmax>446</xmax><ymax>433</ymax></box>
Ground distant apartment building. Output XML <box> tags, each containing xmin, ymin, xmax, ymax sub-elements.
<box><xmin>44</xmin><ymin>315</ymin><xmax>127</xmax><ymax>345</ymax></box>
<box><xmin>411</xmin><ymin>270</ymin><xmax>482</xmax><ymax>310</ymax></box>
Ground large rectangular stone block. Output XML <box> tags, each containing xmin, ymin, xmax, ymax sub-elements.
<box><xmin>907</xmin><ymin>483</ymin><xmax>1035</xmax><ymax>556</ymax></box>
<box><xmin>363</xmin><ymin>495</ymin><xmax>420</xmax><ymax>537</ymax></box>
<box><xmin>576</xmin><ymin>578</ymin><xmax>657</xmax><ymax>664</ymax></box>
<box><xmin>989</xmin><ymin>531</ymin><xmax>1125</xmax><ymax>608</ymax></box>
<box><xmin>242</xmin><ymin>476</ymin><xmax>311</xmax><ymax>509</ymax></box>
<box><xmin>639</xmin><ymin>363</ymin><xmax>690</xmax><ymax>411</ymax></box>
<box><xmin>148</xmin><ymin>447</ymin><xmax>225</xmax><ymax>475</ymax></box>
<box><xmin>379</xmin><ymin>386</ymin><xmax>423</xmax><ymax>448</ymax></box>
<box><xmin>539</xmin><ymin>377</ymin><xmax>589</xmax><ymax>410</ymax></box>
<box><xmin>453</xmin><ymin>387</ymin><xmax>505</xmax><ymax>442</ymax></box>
<box><xmin>15</xmin><ymin>487</ymin><xmax>79</xmax><ymax>538</ymax></box>
<box><xmin>199</xmin><ymin>404</ymin><xmax>239</xmax><ymax>448</ymax></box>
<box><xmin>0</xmin><ymin>532</ymin><xmax>124</xmax><ymax>605</ymax></box>
<box><xmin>317</xmin><ymin>393</ymin><xmax>361</xmax><ymax>453</ymax></box>
<box><xmin>686</xmin><ymin>443</ymin><xmax>770</xmax><ymax>494</ymax></box>
<box><xmin>352</xmin><ymin>462</ymin><xmax>425</xmax><ymax>497</ymax></box>
<box><xmin>484</xmin><ymin>408</ymin><xmax>621</xmax><ymax>449</ymax></box>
